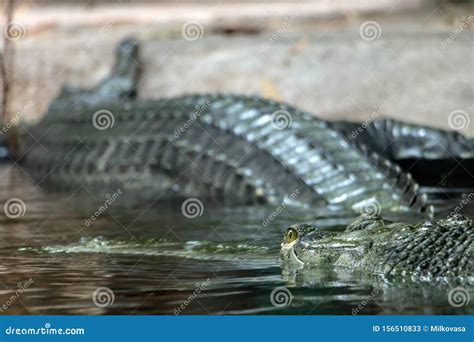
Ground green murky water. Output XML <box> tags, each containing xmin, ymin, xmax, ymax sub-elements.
<box><xmin>0</xmin><ymin>165</ymin><xmax>472</xmax><ymax>315</ymax></box>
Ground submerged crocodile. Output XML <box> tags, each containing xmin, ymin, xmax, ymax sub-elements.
<box><xmin>11</xmin><ymin>39</ymin><xmax>473</xmax><ymax>215</ymax></box>
<box><xmin>281</xmin><ymin>214</ymin><xmax>473</xmax><ymax>280</ymax></box>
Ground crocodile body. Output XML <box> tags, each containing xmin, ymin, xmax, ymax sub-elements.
<box><xmin>280</xmin><ymin>214</ymin><xmax>473</xmax><ymax>280</ymax></box>
<box><xmin>15</xmin><ymin>39</ymin><xmax>473</xmax><ymax>215</ymax></box>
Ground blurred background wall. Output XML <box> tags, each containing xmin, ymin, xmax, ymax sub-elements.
<box><xmin>1</xmin><ymin>0</ymin><xmax>472</xmax><ymax>136</ymax></box>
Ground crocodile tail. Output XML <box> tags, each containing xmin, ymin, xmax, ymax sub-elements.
<box><xmin>174</xmin><ymin>95</ymin><xmax>433</xmax><ymax>215</ymax></box>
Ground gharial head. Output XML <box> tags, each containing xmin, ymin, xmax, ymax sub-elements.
<box><xmin>280</xmin><ymin>214</ymin><xmax>385</xmax><ymax>267</ymax></box>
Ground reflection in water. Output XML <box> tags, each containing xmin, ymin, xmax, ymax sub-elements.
<box><xmin>0</xmin><ymin>165</ymin><xmax>472</xmax><ymax>315</ymax></box>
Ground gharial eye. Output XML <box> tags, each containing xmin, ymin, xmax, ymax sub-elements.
<box><xmin>285</xmin><ymin>227</ymin><xmax>298</xmax><ymax>243</ymax></box>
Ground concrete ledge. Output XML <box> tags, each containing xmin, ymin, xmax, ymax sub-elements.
<box><xmin>2</xmin><ymin>1</ymin><xmax>473</xmax><ymax>136</ymax></box>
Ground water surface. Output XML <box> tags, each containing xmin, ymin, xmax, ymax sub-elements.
<box><xmin>0</xmin><ymin>165</ymin><xmax>472</xmax><ymax>315</ymax></box>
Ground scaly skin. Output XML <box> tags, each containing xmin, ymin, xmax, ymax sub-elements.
<box><xmin>281</xmin><ymin>214</ymin><xmax>473</xmax><ymax>280</ymax></box>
